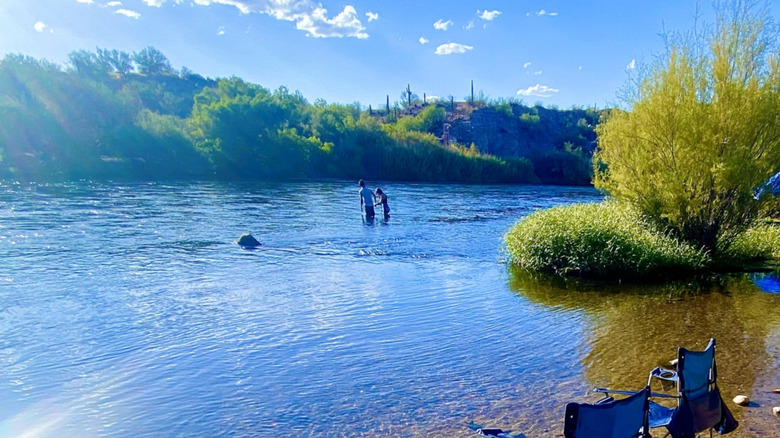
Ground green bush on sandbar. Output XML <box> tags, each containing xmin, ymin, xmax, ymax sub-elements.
<box><xmin>504</xmin><ymin>202</ymin><xmax>710</xmax><ymax>278</ymax></box>
<box><xmin>720</xmin><ymin>224</ymin><xmax>780</xmax><ymax>265</ymax></box>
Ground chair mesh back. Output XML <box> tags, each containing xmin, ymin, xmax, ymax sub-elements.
<box><xmin>678</xmin><ymin>339</ymin><xmax>715</xmax><ymax>400</ymax></box>
<box><xmin>565</xmin><ymin>388</ymin><xmax>648</xmax><ymax>438</ymax></box>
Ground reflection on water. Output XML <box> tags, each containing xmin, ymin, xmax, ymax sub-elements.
<box><xmin>0</xmin><ymin>181</ymin><xmax>777</xmax><ymax>437</ymax></box>
<box><xmin>753</xmin><ymin>272</ymin><xmax>780</xmax><ymax>295</ymax></box>
<box><xmin>509</xmin><ymin>268</ymin><xmax>780</xmax><ymax>437</ymax></box>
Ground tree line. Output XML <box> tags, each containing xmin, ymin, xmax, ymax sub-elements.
<box><xmin>0</xmin><ymin>46</ymin><xmax>597</xmax><ymax>184</ymax></box>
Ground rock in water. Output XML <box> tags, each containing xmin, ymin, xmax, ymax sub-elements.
<box><xmin>236</xmin><ymin>233</ymin><xmax>261</xmax><ymax>248</ymax></box>
<box><xmin>773</xmin><ymin>406</ymin><xmax>780</xmax><ymax>417</ymax></box>
<box><xmin>733</xmin><ymin>395</ymin><xmax>750</xmax><ymax>406</ymax></box>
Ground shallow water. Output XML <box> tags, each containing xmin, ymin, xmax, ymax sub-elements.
<box><xmin>0</xmin><ymin>181</ymin><xmax>778</xmax><ymax>437</ymax></box>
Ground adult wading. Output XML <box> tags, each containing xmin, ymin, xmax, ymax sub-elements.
<box><xmin>359</xmin><ymin>179</ymin><xmax>375</xmax><ymax>220</ymax></box>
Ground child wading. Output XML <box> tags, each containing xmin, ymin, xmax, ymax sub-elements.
<box><xmin>374</xmin><ymin>188</ymin><xmax>390</xmax><ymax>218</ymax></box>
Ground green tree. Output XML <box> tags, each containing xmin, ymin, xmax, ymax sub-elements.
<box><xmin>134</xmin><ymin>46</ymin><xmax>173</xmax><ymax>76</ymax></box>
<box><xmin>390</xmin><ymin>105</ymin><xmax>445</xmax><ymax>134</ymax></box>
<box><xmin>67</xmin><ymin>50</ymin><xmax>109</xmax><ymax>78</ymax></box>
<box><xmin>97</xmin><ymin>48</ymin><xmax>134</xmax><ymax>75</ymax></box>
<box><xmin>594</xmin><ymin>0</ymin><xmax>780</xmax><ymax>252</ymax></box>
<box><xmin>190</xmin><ymin>78</ymin><xmax>321</xmax><ymax>179</ymax></box>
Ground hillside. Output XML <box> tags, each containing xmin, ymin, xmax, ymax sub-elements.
<box><xmin>0</xmin><ymin>48</ymin><xmax>601</xmax><ymax>185</ymax></box>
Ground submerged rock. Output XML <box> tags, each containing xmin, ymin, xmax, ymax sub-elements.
<box><xmin>236</xmin><ymin>233</ymin><xmax>261</xmax><ymax>248</ymax></box>
<box><xmin>733</xmin><ymin>395</ymin><xmax>750</xmax><ymax>406</ymax></box>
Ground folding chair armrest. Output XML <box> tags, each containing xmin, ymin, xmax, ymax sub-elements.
<box><xmin>648</xmin><ymin>392</ymin><xmax>679</xmax><ymax>399</ymax></box>
<box><xmin>595</xmin><ymin>396</ymin><xmax>615</xmax><ymax>405</ymax></box>
<box><xmin>647</xmin><ymin>366</ymin><xmax>678</xmax><ymax>386</ymax></box>
<box><xmin>592</xmin><ymin>386</ymin><xmax>676</xmax><ymax>400</ymax></box>
<box><xmin>592</xmin><ymin>387</ymin><xmax>638</xmax><ymax>396</ymax></box>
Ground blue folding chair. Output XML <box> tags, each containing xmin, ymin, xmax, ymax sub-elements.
<box><xmin>645</xmin><ymin>338</ymin><xmax>738</xmax><ymax>438</ymax></box>
<box><xmin>563</xmin><ymin>386</ymin><xmax>650</xmax><ymax>438</ymax></box>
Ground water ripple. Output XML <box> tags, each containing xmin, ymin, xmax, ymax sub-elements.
<box><xmin>2</xmin><ymin>181</ymin><xmax>777</xmax><ymax>437</ymax></box>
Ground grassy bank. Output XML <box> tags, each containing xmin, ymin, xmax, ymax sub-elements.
<box><xmin>504</xmin><ymin>202</ymin><xmax>710</xmax><ymax>278</ymax></box>
<box><xmin>505</xmin><ymin>202</ymin><xmax>780</xmax><ymax>279</ymax></box>
<box><xmin>720</xmin><ymin>224</ymin><xmax>780</xmax><ymax>265</ymax></box>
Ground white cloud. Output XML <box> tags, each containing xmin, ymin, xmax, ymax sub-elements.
<box><xmin>549</xmin><ymin>12</ymin><xmax>559</xmax><ymax>16</ymax></box>
<box><xmin>140</xmin><ymin>1</ymin><xmax>369</xmax><ymax>39</ymax></box>
<box><xmin>34</xmin><ymin>21</ymin><xmax>47</xmax><ymax>32</ymax></box>
<box><xmin>578</xmin><ymin>65</ymin><xmax>582</xmax><ymax>70</ymax></box>
<box><xmin>627</xmin><ymin>59</ymin><xmax>636</xmax><ymax>70</ymax></box>
<box><xmin>116</xmin><ymin>8</ymin><xmax>141</xmax><ymax>18</ymax></box>
<box><xmin>478</xmin><ymin>9</ymin><xmax>501</xmax><ymax>21</ymax></box>
<box><xmin>75</xmin><ymin>0</ymin><xmax>94</xmax><ymax>4</ymax></box>
<box><xmin>433</xmin><ymin>19</ymin><xmax>453</xmax><ymax>31</ymax></box>
<box><xmin>199</xmin><ymin>0</ymin><xmax>256</xmax><ymax>15</ymax></box>
<box><xmin>295</xmin><ymin>5</ymin><xmax>367</xmax><ymax>39</ymax></box>
<box><xmin>365</xmin><ymin>11</ymin><xmax>378</xmax><ymax>22</ymax></box>
<box><xmin>435</xmin><ymin>42</ymin><xmax>473</xmax><ymax>55</ymax></box>
<box><xmin>181</xmin><ymin>1</ymin><xmax>364</xmax><ymax>37</ymax></box>
<box><xmin>517</xmin><ymin>84</ymin><xmax>559</xmax><ymax>97</ymax></box>
<box><xmin>523</xmin><ymin>62</ymin><xmax>531</xmax><ymax>68</ymax></box>
<box><xmin>217</xmin><ymin>26</ymin><xmax>226</xmax><ymax>35</ymax></box>
<box><xmin>106</xmin><ymin>1</ymin><xmax>122</xmax><ymax>6</ymax></box>
<box><xmin>532</xmin><ymin>9</ymin><xmax>558</xmax><ymax>16</ymax></box>
<box><xmin>533</xmin><ymin>70</ymin><xmax>542</xmax><ymax>75</ymax></box>
<box><xmin>464</xmin><ymin>20</ymin><xmax>474</xmax><ymax>30</ymax></box>
<box><xmin>418</xmin><ymin>36</ymin><xmax>429</xmax><ymax>45</ymax></box>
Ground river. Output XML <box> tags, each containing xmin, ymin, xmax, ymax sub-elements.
<box><xmin>1</xmin><ymin>181</ymin><xmax>778</xmax><ymax>437</ymax></box>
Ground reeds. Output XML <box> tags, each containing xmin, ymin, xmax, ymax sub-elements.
<box><xmin>504</xmin><ymin>202</ymin><xmax>710</xmax><ymax>278</ymax></box>
<box><xmin>720</xmin><ymin>224</ymin><xmax>780</xmax><ymax>263</ymax></box>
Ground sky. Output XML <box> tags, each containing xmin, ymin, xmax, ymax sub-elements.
<box><xmin>2</xmin><ymin>0</ymin><xmax>779</xmax><ymax>109</ymax></box>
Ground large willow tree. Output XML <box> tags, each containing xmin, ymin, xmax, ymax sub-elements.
<box><xmin>594</xmin><ymin>1</ymin><xmax>780</xmax><ymax>252</ymax></box>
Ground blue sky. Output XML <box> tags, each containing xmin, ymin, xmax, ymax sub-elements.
<box><xmin>2</xmin><ymin>0</ymin><xmax>779</xmax><ymax>109</ymax></box>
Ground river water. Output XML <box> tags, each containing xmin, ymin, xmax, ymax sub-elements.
<box><xmin>0</xmin><ymin>181</ymin><xmax>778</xmax><ymax>437</ymax></box>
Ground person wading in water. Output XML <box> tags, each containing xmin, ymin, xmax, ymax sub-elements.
<box><xmin>359</xmin><ymin>180</ymin><xmax>375</xmax><ymax>220</ymax></box>
<box><xmin>374</xmin><ymin>188</ymin><xmax>390</xmax><ymax>218</ymax></box>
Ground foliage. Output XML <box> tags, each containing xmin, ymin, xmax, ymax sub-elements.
<box><xmin>67</xmin><ymin>50</ymin><xmax>110</xmax><ymax>78</ymax></box>
<box><xmin>531</xmin><ymin>143</ymin><xmax>592</xmax><ymax>186</ymax></box>
<box><xmin>377</xmin><ymin>130</ymin><xmax>537</xmax><ymax>183</ymax></box>
<box><xmin>134</xmin><ymin>46</ymin><xmax>174</xmax><ymax>76</ymax></box>
<box><xmin>519</xmin><ymin>112</ymin><xmax>540</xmax><ymax>125</ymax></box>
<box><xmin>389</xmin><ymin>106</ymin><xmax>445</xmax><ymax>135</ymax></box>
<box><xmin>504</xmin><ymin>202</ymin><xmax>710</xmax><ymax>278</ymax></box>
<box><xmin>719</xmin><ymin>223</ymin><xmax>780</xmax><ymax>263</ymax></box>
<box><xmin>189</xmin><ymin>78</ymin><xmax>322</xmax><ymax>179</ymax></box>
<box><xmin>97</xmin><ymin>48</ymin><xmax>134</xmax><ymax>76</ymax></box>
<box><xmin>0</xmin><ymin>46</ymin><xmax>589</xmax><ymax>184</ymax></box>
<box><xmin>594</xmin><ymin>1</ymin><xmax>780</xmax><ymax>252</ymax></box>
<box><xmin>760</xmin><ymin>195</ymin><xmax>780</xmax><ymax>219</ymax></box>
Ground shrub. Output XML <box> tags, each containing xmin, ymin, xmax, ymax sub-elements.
<box><xmin>594</xmin><ymin>2</ymin><xmax>780</xmax><ymax>252</ymax></box>
<box><xmin>760</xmin><ymin>195</ymin><xmax>780</xmax><ymax>220</ymax></box>
<box><xmin>504</xmin><ymin>202</ymin><xmax>710</xmax><ymax>278</ymax></box>
<box><xmin>720</xmin><ymin>224</ymin><xmax>780</xmax><ymax>264</ymax></box>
